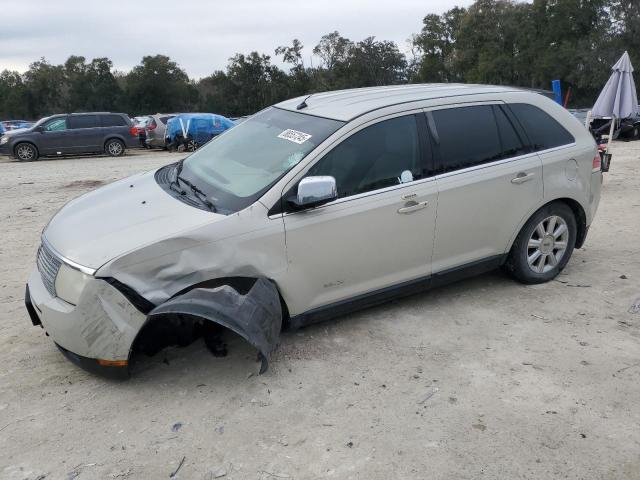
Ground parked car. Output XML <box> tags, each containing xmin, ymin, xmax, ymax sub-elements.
<box><xmin>0</xmin><ymin>112</ymin><xmax>138</xmax><ymax>161</ymax></box>
<box><xmin>2</xmin><ymin>120</ymin><xmax>34</xmax><ymax>131</ymax></box>
<box><xmin>25</xmin><ymin>85</ymin><xmax>602</xmax><ymax>378</ymax></box>
<box><xmin>144</xmin><ymin>113</ymin><xmax>175</xmax><ymax>149</ymax></box>
<box><xmin>569</xmin><ymin>108</ymin><xmax>590</xmax><ymax>126</ymax></box>
<box><xmin>132</xmin><ymin>116</ymin><xmax>152</xmax><ymax>149</ymax></box>
<box><xmin>591</xmin><ymin>115</ymin><xmax>640</xmax><ymax>141</ymax></box>
<box><xmin>165</xmin><ymin>113</ymin><xmax>235</xmax><ymax>151</ymax></box>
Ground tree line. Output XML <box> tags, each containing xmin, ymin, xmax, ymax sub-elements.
<box><xmin>0</xmin><ymin>0</ymin><xmax>637</xmax><ymax>120</ymax></box>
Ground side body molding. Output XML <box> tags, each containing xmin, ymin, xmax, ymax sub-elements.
<box><xmin>147</xmin><ymin>278</ymin><xmax>282</xmax><ymax>373</ymax></box>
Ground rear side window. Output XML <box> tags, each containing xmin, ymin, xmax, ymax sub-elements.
<box><xmin>494</xmin><ymin>106</ymin><xmax>528</xmax><ymax>158</ymax></box>
<box><xmin>508</xmin><ymin>103</ymin><xmax>575</xmax><ymax>150</ymax></box>
<box><xmin>431</xmin><ymin>105</ymin><xmax>502</xmax><ymax>173</ymax></box>
<box><xmin>101</xmin><ymin>115</ymin><xmax>127</xmax><ymax>127</ymax></box>
<box><xmin>69</xmin><ymin>115</ymin><xmax>98</xmax><ymax>129</ymax></box>
<box><xmin>308</xmin><ymin>114</ymin><xmax>425</xmax><ymax>198</ymax></box>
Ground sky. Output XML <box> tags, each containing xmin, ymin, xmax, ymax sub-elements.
<box><xmin>0</xmin><ymin>0</ymin><xmax>474</xmax><ymax>78</ymax></box>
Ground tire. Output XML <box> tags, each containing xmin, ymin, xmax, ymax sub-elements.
<box><xmin>14</xmin><ymin>142</ymin><xmax>38</xmax><ymax>161</ymax></box>
<box><xmin>505</xmin><ymin>202</ymin><xmax>577</xmax><ymax>284</ymax></box>
<box><xmin>105</xmin><ymin>138</ymin><xmax>125</xmax><ymax>157</ymax></box>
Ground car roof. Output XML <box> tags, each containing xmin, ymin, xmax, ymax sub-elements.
<box><xmin>276</xmin><ymin>83</ymin><xmax>523</xmax><ymax>121</ymax></box>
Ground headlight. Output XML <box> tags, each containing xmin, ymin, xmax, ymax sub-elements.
<box><xmin>0</xmin><ymin>136</ymin><xmax>8</xmax><ymax>145</ymax></box>
<box><xmin>55</xmin><ymin>264</ymin><xmax>91</xmax><ymax>305</ymax></box>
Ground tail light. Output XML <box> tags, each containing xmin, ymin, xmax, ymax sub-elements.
<box><xmin>592</xmin><ymin>154</ymin><xmax>601</xmax><ymax>172</ymax></box>
<box><xmin>130</xmin><ymin>126</ymin><xmax>138</xmax><ymax>136</ymax></box>
<box><xmin>146</xmin><ymin>123</ymin><xmax>156</xmax><ymax>131</ymax></box>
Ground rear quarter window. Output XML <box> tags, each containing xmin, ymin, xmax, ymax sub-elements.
<box><xmin>101</xmin><ymin>115</ymin><xmax>127</xmax><ymax>127</ymax></box>
<box><xmin>508</xmin><ymin>103</ymin><xmax>575</xmax><ymax>150</ymax></box>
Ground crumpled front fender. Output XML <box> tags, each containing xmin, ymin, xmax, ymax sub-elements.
<box><xmin>147</xmin><ymin>278</ymin><xmax>282</xmax><ymax>373</ymax></box>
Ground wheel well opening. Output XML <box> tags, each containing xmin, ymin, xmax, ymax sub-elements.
<box><xmin>14</xmin><ymin>141</ymin><xmax>38</xmax><ymax>154</ymax></box>
<box><xmin>127</xmin><ymin>277</ymin><xmax>289</xmax><ymax>374</ymax></box>
<box><xmin>104</xmin><ymin>137</ymin><xmax>124</xmax><ymax>148</ymax></box>
<box><xmin>129</xmin><ymin>313</ymin><xmax>250</xmax><ymax>370</ymax></box>
<box><xmin>555</xmin><ymin>198</ymin><xmax>587</xmax><ymax>248</ymax></box>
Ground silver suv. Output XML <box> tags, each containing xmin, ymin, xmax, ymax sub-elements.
<box><xmin>25</xmin><ymin>85</ymin><xmax>602</xmax><ymax>378</ymax></box>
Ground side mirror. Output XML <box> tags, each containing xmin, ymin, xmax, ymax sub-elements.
<box><xmin>34</xmin><ymin>126</ymin><xmax>44</xmax><ymax>133</ymax></box>
<box><xmin>289</xmin><ymin>176</ymin><xmax>337</xmax><ymax>209</ymax></box>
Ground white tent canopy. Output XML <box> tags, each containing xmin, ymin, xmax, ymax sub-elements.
<box><xmin>592</xmin><ymin>51</ymin><xmax>639</xmax><ymax>119</ymax></box>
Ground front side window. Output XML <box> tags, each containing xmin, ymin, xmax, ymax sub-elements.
<box><xmin>307</xmin><ymin>115</ymin><xmax>425</xmax><ymax>199</ymax></box>
<box><xmin>177</xmin><ymin>107</ymin><xmax>344</xmax><ymax>213</ymax></box>
<box><xmin>44</xmin><ymin>118</ymin><xmax>67</xmax><ymax>132</ymax></box>
<box><xmin>431</xmin><ymin>105</ymin><xmax>502</xmax><ymax>173</ymax></box>
<box><xmin>508</xmin><ymin>103</ymin><xmax>575</xmax><ymax>150</ymax></box>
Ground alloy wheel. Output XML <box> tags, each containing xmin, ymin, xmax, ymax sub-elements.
<box><xmin>108</xmin><ymin>141</ymin><xmax>123</xmax><ymax>156</ymax></box>
<box><xmin>16</xmin><ymin>145</ymin><xmax>35</xmax><ymax>161</ymax></box>
<box><xmin>526</xmin><ymin>215</ymin><xmax>569</xmax><ymax>274</ymax></box>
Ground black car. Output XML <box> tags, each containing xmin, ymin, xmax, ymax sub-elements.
<box><xmin>0</xmin><ymin>112</ymin><xmax>139</xmax><ymax>161</ymax></box>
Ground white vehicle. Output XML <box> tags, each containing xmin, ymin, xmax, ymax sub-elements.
<box><xmin>25</xmin><ymin>84</ymin><xmax>602</xmax><ymax>378</ymax></box>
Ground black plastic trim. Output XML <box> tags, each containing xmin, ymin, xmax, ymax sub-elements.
<box><xmin>24</xmin><ymin>284</ymin><xmax>41</xmax><ymax>327</ymax></box>
<box><xmin>56</xmin><ymin>343</ymin><xmax>130</xmax><ymax>380</ymax></box>
<box><xmin>100</xmin><ymin>277</ymin><xmax>155</xmax><ymax>314</ymax></box>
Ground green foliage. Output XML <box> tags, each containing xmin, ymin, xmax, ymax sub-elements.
<box><xmin>125</xmin><ymin>55</ymin><xmax>197</xmax><ymax>113</ymax></box>
<box><xmin>0</xmin><ymin>0</ymin><xmax>636</xmax><ymax>120</ymax></box>
<box><xmin>410</xmin><ymin>0</ymin><xmax>628</xmax><ymax>106</ymax></box>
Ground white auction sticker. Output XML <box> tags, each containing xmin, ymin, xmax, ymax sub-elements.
<box><xmin>277</xmin><ymin>129</ymin><xmax>312</xmax><ymax>144</ymax></box>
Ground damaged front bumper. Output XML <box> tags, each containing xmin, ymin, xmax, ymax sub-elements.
<box><xmin>27</xmin><ymin>269</ymin><xmax>283</xmax><ymax>378</ymax></box>
<box><xmin>26</xmin><ymin>268</ymin><xmax>147</xmax><ymax>377</ymax></box>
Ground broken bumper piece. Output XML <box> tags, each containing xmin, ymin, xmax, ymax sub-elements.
<box><xmin>148</xmin><ymin>278</ymin><xmax>282</xmax><ymax>374</ymax></box>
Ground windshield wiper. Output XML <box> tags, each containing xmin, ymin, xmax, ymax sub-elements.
<box><xmin>170</xmin><ymin>160</ymin><xmax>217</xmax><ymax>212</ymax></box>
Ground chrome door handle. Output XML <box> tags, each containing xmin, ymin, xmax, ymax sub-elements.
<box><xmin>398</xmin><ymin>200</ymin><xmax>429</xmax><ymax>214</ymax></box>
<box><xmin>511</xmin><ymin>172</ymin><xmax>535</xmax><ymax>184</ymax></box>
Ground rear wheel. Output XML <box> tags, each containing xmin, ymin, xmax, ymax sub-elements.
<box><xmin>505</xmin><ymin>202</ymin><xmax>577</xmax><ymax>284</ymax></box>
<box><xmin>105</xmin><ymin>138</ymin><xmax>125</xmax><ymax>157</ymax></box>
<box><xmin>14</xmin><ymin>142</ymin><xmax>38</xmax><ymax>161</ymax></box>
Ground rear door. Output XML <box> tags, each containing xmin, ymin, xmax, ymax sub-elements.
<box><xmin>38</xmin><ymin>116</ymin><xmax>73</xmax><ymax>155</ymax></box>
<box><xmin>427</xmin><ymin>103</ymin><xmax>543</xmax><ymax>273</ymax></box>
<box><xmin>100</xmin><ymin>114</ymin><xmax>133</xmax><ymax>147</ymax></box>
<box><xmin>67</xmin><ymin>114</ymin><xmax>101</xmax><ymax>153</ymax></box>
<box><xmin>279</xmin><ymin>112</ymin><xmax>439</xmax><ymax>315</ymax></box>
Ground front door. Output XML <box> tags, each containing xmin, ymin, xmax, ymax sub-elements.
<box><xmin>279</xmin><ymin>112</ymin><xmax>438</xmax><ymax>316</ymax></box>
<box><xmin>426</xmin><ymin>103</ymin><xmax>544</xmax><ymax>273</ymax></box>
<box><xmin>38</xmin><ymin>116</ymin><xmax>73</xmax><ymax>155</ymax></box>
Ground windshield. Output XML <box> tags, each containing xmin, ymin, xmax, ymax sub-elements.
<box><xmin>178</xmin><ymin>107</ymin><xmax>344</xmax><ymax>213</ymax></box>
<box><xmin>32</xmin><ymin>116</ymin><xmax>52</xmax><ymax>129</ymax></box>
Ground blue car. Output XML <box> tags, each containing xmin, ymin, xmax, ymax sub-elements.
<box><xmin>165</xmin><ymin>113</ymin><xmax>235</xmax><ymax>152</ymax></box>
<box><xmin>2</xmin><ymin>120</ymin><xmax>34</xmax><ymax>131</ymax></box>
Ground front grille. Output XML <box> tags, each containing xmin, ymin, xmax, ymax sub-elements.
<box><xmin>36</xmin><ymin>243</ymin><xmax>62</xmax><ymax>297</ymax></box>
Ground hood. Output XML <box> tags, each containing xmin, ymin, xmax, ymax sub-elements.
<box><xmin>44</xmin><ymin>169</ymin><xmax>223</xmax><ymax>270</ymax></box>
<box><xmin>3</xmin><ymin>127</ymin><xmax>31</xmax><ymax>137</ymax></box>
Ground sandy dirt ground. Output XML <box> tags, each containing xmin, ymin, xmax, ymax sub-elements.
<box><xmin>0</xmin><ymin>144</ymin><xmax>639</xmax><ymax>480</ymax></box>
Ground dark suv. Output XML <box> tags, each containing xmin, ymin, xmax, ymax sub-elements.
<box><xmin>0</xmin><ymin>112</ymin><xmax>139</xmax><ymax>161</ymax></box>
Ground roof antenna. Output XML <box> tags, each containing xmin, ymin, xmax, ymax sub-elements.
<box><xmin>296</xmin><ymin>94</ymin><xmax>312</xmax><ymax>110</ymax></box>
